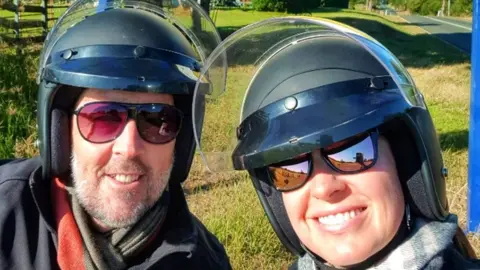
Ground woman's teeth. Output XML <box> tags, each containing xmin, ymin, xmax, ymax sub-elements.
<box><xmin>318</xmin><ymin>208</ymin><xmax>364</xmax><ymax>225</ymax></box>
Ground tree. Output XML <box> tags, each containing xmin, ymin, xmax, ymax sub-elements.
<box><xmin>440</xmin><ymin>0</ymin><xmax>446</xmax><ymax>15</ymax></box>
<box><xmin>252</xmin><ymin>0</ymin><xmax>287</xmax><ymax>12</ymax></box>
<box><xmin>199</xmin><ymin>0</ymin><xmax>211</xmax><ymax>14</ymax></box>
<box><xmin>388</xmin><ymin>0</ymin><xmax>407</xmax><ymax>10</ymax></box>
<box><xmin>321</xmin><ymin>0</ymin><xmax>348</xmax><ymax>8</ymax></box>
<box><xmin>192</xmin><ymin>0</ymin><xmax>212</xmax><ymax>38</ymax></box>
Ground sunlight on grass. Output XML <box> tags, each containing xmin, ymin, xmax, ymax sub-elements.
<box><xmin>187</xmin><ymin>176</ymin><xmax>295</xmax><ymax>270</ymax></box>
<box><xmin>0</xmin><ymin>6</ymin><xmax>68</xmax><ymax>40</ymax></box>
<box><xmin>200</xmin><ymin>66</ymin><xmax>254</xmax><ymax>153</ymax></box>
<box><xmin>0</xmin><ymin>46</ymin><xmax>39</xmax><ymax>158</ymax></box>
<box><xmin>410</xmin><ymin>63</ymin><xmax>471</xmax><ymax>106</ymax></box>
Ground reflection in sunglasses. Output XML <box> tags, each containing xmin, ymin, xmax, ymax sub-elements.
<box><xmin>268</xmin><ymin>132</ymin><xmax>377</xmax><ymax>191</ymax></box>
<box><xmin>158</xmin><ymin>122</ymin><xmax>170</xmax><ymax>136</ymax></box>
<box><xmin>269</xmin><ymin>166</ymin><xmax>308</xmax><ymax>189</ymax></box>
<box><xmin>77</xmin><ymin>113</ymin><xmax>98</xmax><ymax>140</ymax></box>
<box><xmin>326</xmin><ymin>136</ymin><xmax>375</xmax><ymax>172</ymax></box>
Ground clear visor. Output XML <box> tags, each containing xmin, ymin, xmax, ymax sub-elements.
<box><xmin>192</xmin><ymin>16</ymin><xmax>425</xmax><ymax>173</ymax></box>
<box><xmin>36</xmin><ymin>0</ymin><xmax>221</xmax><ymax>84</ymax></box>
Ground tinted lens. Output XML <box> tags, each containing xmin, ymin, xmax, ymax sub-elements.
<box><xmin>268</xmin><ymin>155</ymin><xmax>311</xmax><ymax>191</ymax></box>
<box><xmin>137</xmin><ymin>104</ymin><xmax>183</xmax><ymax>144</ymax></box>
<box><xmin>325</xmin><ymin>134</ymin><xmax>375</xmax><ymax>173</ymax></box>
<box><xmin>76</xmin><ymin>102</ymin><xmax>128</xmax><ymax>143</ymax></box>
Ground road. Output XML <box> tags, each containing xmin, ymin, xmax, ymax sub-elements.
<box><xmin>401</xmin><ymin>15</ymin><xmax>472</xmax><ymax>54</ymax></box>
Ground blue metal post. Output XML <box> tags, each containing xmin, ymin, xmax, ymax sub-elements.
<box><xmin>467</xmin><ymin>0</ymin><xmax>480</xmax><ymax>233</ymax></box>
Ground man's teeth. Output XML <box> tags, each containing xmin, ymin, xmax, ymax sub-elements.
<box><xmin>318</xmin><ymin>209</ymin><xmax>364</xmax><ymax>225</ymax></box>
<box><xmin>113</xmin><ymin>175</ymin><xmax>139</xmax><ymax>183</ymax></box>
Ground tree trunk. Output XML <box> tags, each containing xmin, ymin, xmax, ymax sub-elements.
<box><xmin>199</xmin><ymin>0</ymin><xmax>210</xmax><ymax>14</ymax></box>
<box><xmin>192</xmin><ymin>0</ymin><xmax>211</xmax><ymax>33</ymax></box>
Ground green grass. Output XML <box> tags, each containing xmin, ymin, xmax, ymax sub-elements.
<box><xmin>0</xmin><ymin>7</ymin><xmax>475</xmax><ymax>269</ymax></box>
<box><xmin>0</xmin><ymin>6</ymin><xmax>67</xmax><ymax>39</ymax></box>
<box><xmin>187</xmin><ymin>175</ymin><xmax>295</xmax><ymax>269</ymax></box>
<box><xmin>0</xmin><ymin>6</ymin><xmax>67</xmax><ymax>19</ymax></box>
<box><xmin>0</xmin><ymin>45</ymin><xmax>39</xmax><ymax>158</ymax></box>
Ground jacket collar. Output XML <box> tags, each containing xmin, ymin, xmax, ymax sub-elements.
<box><xmin>29</xmin><ymin>159</ymin><xmax>58</xmax><ymax>239</ymax></box>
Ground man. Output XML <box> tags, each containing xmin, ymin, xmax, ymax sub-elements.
<box><xmin>0</xmin><ymin>0</ymin><xmax>232</xmax><ymax>269</ymax></box>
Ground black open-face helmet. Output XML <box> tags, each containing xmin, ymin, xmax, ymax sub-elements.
<box><xmin>36</xmin><ymin>0</ymin><xmax>222</xmax><ymax>183</ymax></box>
<box><xmin>191</xmin><ymin>17</ymin><xmax>449</xmax><ymax>256</ymax></box>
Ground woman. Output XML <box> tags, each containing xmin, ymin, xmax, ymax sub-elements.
<box><xmin>191</xmin><ymin>17</ymin><xmax>479</xmax><ymax>269</ymax></box>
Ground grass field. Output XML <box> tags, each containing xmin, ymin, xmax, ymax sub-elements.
<box><xmin>0</xmin><ymin>7</ymin><xmax>475</xmax><ymax>269</ymax></box>
<box><xmin>0</xmin><ymin>6</ymin><xmax>67</xmax><ymax>39</ymax></box>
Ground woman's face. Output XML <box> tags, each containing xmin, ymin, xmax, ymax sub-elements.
<box><xmin>282</xmin><ymin>136</ymin><xmax>405</xmax><ymax>267</ymax></box>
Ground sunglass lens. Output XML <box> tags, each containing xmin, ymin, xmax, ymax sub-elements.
<box><xmin>268</xmin><ymin>156</ymin><xmax>310</xmax><ymax>191</ymax></box>
<box><xmin>137</xmin><ymin>104</ymin><xmax>182</xmax><ymax>144</ymax></box>
<box><xmin>76</xmin><ymin>103</ymin><xmax>128</xmax><ymax>143</ymax></box>
<box><xmin>325</xmin><ymin>135</ymin><xmax>375</xmax><ymax>172</ymax></box>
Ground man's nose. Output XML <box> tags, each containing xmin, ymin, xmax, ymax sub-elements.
<box><xmin>112</xmin><ymin>120</ymin><xmax>145</xmax><ymax>158</ymax></box>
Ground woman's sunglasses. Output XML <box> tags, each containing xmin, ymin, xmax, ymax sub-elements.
<box><xmin>73</xmin><ymin>102</ymin><xmax>183</xmax><ymax>144</ymax></box>
<box><xmin>267</xmin><ymin>130</ymin><xmax>379</xmax><ymax>192</ymax></box>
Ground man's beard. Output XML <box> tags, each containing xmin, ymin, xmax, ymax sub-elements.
<box><xmin>70</xmin><ymin>153</ymin><xmax>173</xmax><ymax>229</ymax></box>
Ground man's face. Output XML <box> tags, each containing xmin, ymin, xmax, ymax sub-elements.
<box><xmin>71</xmin><ymin>88</ymin><xmax>175</xmax><ymax>231</ymax></box>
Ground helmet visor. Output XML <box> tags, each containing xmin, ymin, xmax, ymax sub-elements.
<box><xmin>192</xmin><ymin>16</ymin><xmax>425</xmax><ymax>172</ymax></box>
<box><xmin>37</xmin><ymin>0</ymin><xmax>221</xmax><ymax>91</ymax></box>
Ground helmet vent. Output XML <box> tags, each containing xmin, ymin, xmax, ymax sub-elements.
<box><xmin>284</xmin><ymin>96</ymin><xmax>298</xmax><ymax>111</ymax></box>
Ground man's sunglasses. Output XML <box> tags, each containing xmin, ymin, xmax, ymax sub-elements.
<box><xmin>73</xmin><ymin>102</ymin><xmax>183</xmax><ymax>144</ymax></box>
<box><xmin>267</xmin><ymin>130</ymin><xmax>379</xmax><ymax>192</ymax></box>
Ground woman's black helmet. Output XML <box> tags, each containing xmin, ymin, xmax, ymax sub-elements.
<box><xmin>191</xmin><ymin>17</ymin><xmax>449</xmax><ymax>255</ymax></box>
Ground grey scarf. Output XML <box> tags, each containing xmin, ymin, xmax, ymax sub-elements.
<box><xmin>69</xmin><ymin>189</ymin><xmax>169</xmax><ymax>270</ymax></box>
<box><xmin>296</xmin><ymin>214</ymin><xmax>459</xmax><ymax>270</ymax></box>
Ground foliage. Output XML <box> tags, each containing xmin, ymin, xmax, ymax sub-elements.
<box><xmin>251</xmin><ymin>0</ymin><xmax>347</xmax><ymax>13</ymax></box>
<box><xmin>388</xmin><ymin>0</ymin><xmax>473</xmax><ymax>16</ymax></box>
<box><xmin>252</xmin><ymin>0</ymin><xmax>286</xmax><ymax>12</ymax></box>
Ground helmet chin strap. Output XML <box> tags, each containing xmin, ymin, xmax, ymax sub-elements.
<box><xmin>306</xmin><ymin>204</ymin><xmax>412</xmax><ymax>270</ymax></box>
